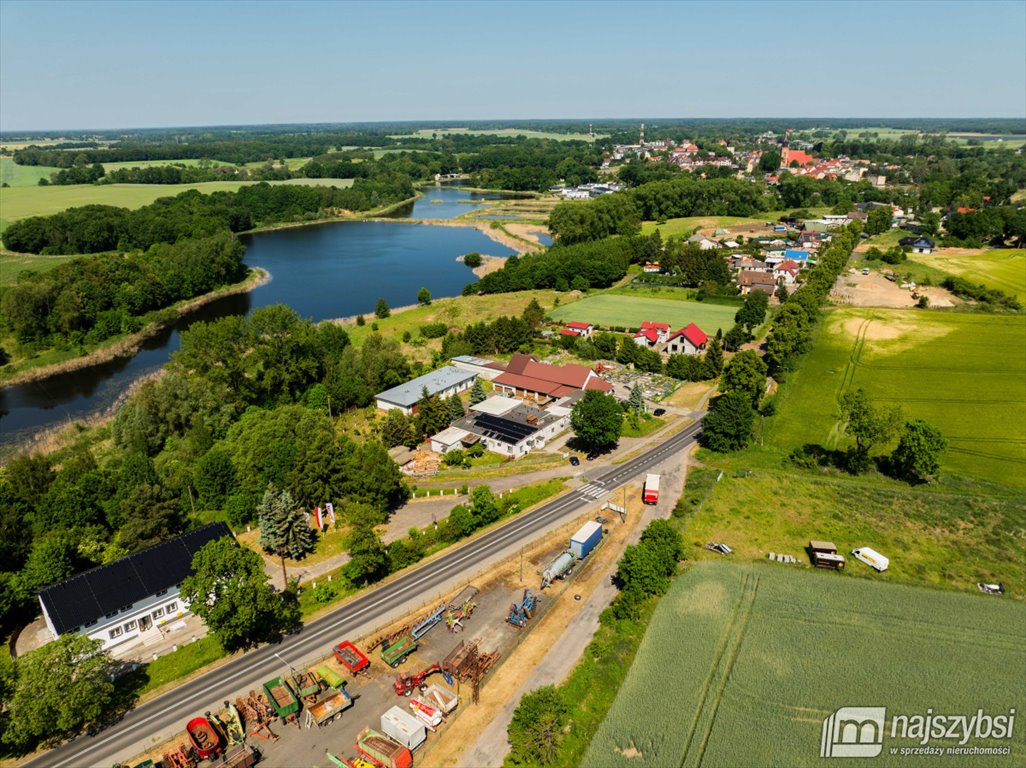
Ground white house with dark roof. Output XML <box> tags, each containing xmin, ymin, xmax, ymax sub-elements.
<box><xmin>37</xmin><ymin>523</ymin><xmax>234</xmax><ymax>652</ymax></box>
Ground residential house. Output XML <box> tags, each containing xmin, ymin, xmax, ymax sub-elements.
<box><xmin>560</xmin><ymin>321</ymin><xmax>594</xmax><ymax>338</ymax></box>
<box><xmin>429</xmin><ymin>426</ymin><xmax>477</xmax><ymax>455</ymax></box>
<box><xmin>738</xmin><ymin>270</ymin><xmax>778</xmax><ymax>296</ymax></box>
<box><xmin>773</xmin><ymin>259</ymin><xmax>801</xmax><ymax>284</ymax></box>
<box><xmin>665</xmin><ymin>323</ymin><xmax>709</xmax><ymax>356</ymax></box>
<box><xmin>899</xmin><ymin>236</ymin><xmax>935</xmax><ymax>254</ymax></box>
<box><xmin>784</xmin><ymin>248</ymin><xmax>812</xmax><ymax>264</ymax></box>
<box><xmin>492</xmin><ymin>354</ymin><xmax>612</xmax><ymax>403</ymax></box>
<box><xmin>639</xmin><ymin>321</ymin><xmax>671</xmax><ymax>343</ymax></box>
<box><xmin>687</xmin><ymin>234</ymin><xmax>722</xmax><ymax>250</ymax></box>
<box><xmin>376</xmin><ymin>366</ymin><xmax>478</xmax><ymax>415</ymax></box>
<box><xmin>642</xmin><ymin>261</ymin><xmax>661</xmax><ymax>273</ymax></box>
<box><xmin>38</xmin><ymin>523</ymin><xmax>234</xmax><ymax>653</ymax></box>
<box><xmin>633</xmin><ymin>328</ymin><xmax>661</xmax><ymax>347</ymax></box>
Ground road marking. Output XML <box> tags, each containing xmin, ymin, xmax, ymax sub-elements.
<box><xmin>42</xmin><ymin>428</ymin><xmax>703</xmax><ymax>768</ymax></box>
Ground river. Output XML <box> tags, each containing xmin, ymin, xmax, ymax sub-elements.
<box><xmin>0</xmin><ymin>186</ymin><xmax>521</xmax><ymax>451</ymax></box>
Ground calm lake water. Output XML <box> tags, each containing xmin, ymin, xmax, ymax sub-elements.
<box><xmin>0</xmin><ymin>187</ymin><xmax>518</xmax><ymax>450</ymax></box>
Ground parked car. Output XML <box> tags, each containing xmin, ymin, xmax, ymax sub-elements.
<box><xmin>569</xmin><ymin>455</ymin><xmax>580</xmax><ymax>466</ymax></box>
<box><xmin>653</xmin><ymin>408</ymin><xmax>666</xmax><ymax>416</ymax></box>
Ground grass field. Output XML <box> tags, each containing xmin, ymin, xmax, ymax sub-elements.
<box><xmin>766</xmin><ymin>307</ymin><xmax>1026</xmax><ymax>487</ymax></box>
<box><xmin>684</xmin><ymin>465</ymin><xmax>1025</xmax><ymax>592</ymax></box>
<box><xmin>549</xmin><ymin>294</ymin><xmax>738</xmax><ymax>335</ymax></box>
<box><xmin>0</xmin><ymin>156</ymin><xmax>59</xmax><ymax>187</ymax></box>
<box><xmin>389</xmin><ymin>127</ymin><xmax>604</xmax><ymax>141</ymax></box>
<box><xmin>908</xmin><ymin>248</ymin><xmax>1026</xmax><ymax>301</ymax></box>
<box><xmin>640</xmin><ymin>209</ymin><xmax>830</xmax><ymax>239</ymax></box>
<box><xmin>0</xmin><ymin>177</ymin><xmax>353</xmax><ymax>232</ymax></box>
<box><xmin>0</xmin><ymin>252</ymin><xmax>81</xmax><ymax>287</ymax></box>
<box><xmin>585</xmin><ymin>562</ymin><xmax>1026</xmax><ymax>768</ymax></box>
<box><xmin>856</xmin><ymin>228</ymin><xmax>909</xmax><ymax>250</ymax></box>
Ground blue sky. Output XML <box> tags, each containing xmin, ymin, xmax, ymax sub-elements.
<box><xmin>1</xmin><ymin>0</ymin><xmax>1024</xmax><ymax>131</ymax></box>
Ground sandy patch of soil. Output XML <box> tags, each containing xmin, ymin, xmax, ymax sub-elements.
<box><xmin>830</xmin><ymin>269</ymin><xmax>956</xmax><ymax>309</ymax></box>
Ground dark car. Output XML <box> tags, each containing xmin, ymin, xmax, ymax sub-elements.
<box><xmin>569</xmin><ymin>455</ymin><xmax>580</xmax><ymax>466</ymax></box>
<box><xmin>653</xmin><ymin>408</ymin><xmax>666</xmax><ymax>416</ymax></box>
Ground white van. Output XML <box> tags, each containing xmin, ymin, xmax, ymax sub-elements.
<box><xmin>852</xmin><ymin>547</ymin><xmax>889</xmax><ymax>572</ymax></box>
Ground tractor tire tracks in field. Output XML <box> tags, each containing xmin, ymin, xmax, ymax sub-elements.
<box><xmin>679</xmin><ymin>568</ymin><xmax>760</xmax><ymax>768</ymax></box>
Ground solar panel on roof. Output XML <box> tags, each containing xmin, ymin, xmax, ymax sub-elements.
<box><xmin>473</xmin><ymin>413</ymin><xmax>538</xmax><ymax>444</ymax></box>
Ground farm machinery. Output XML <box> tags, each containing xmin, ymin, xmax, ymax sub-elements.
<box><xmin>233</xmin><ymin>691</ymin><xmax>279</xmax><ymax>742</ymax></box>
<box><xmin>411</xmin><ymin>603</ymin><xmax>447</xmax><ymax>639</ymax></box>
<box><xmin>333</xmin><ymin>640</ymin><xmax>371</xmax><ymax>675</ymax></box>
<box><xmin>506</xmin><ymin>589</ymin><xmax>539</xmax><ymax>628</ymax></box>
<box><xmin>393</xmin><ymin>662</ymin><xmax>455</xmax><ymax>696</ymax></box>
<box><xmin>380</xmin><ymin>634</ymin><xmax>418</xmax><ymax>668</ymax></box>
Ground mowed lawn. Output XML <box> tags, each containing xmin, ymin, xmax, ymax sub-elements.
<box><xmin>549</xmin><ymin>294</ymin><xmax>737</xmax><ymax>335</ymax></box>
<box><xmin>585</xmin><ymin>562</ymin><xmax>1026</xmax><ymax>768</ymax></box>
<box><xmin>0</xmin><ymin>177</ymin><xmax>353</xmax><ymax>233</ymax></box>
<box><xmin>767</xmin><ymin>307</ymin><xmax>1026</xmax><ymax>488</ymax></box>
<box><xmin>0</xmin><ymin>156</ymin><xmax>59</xmax><ymax>187</ymax></box>
<box><xmin>909</xmin><ymin>248</ymin><xmax>1026</xmax><ymax>301</ymax></box>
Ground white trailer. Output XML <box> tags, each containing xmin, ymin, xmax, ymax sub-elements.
<box><xmin>381</xmin><ymin>705</ymin><xmax>427</xmax><ymax>750</ymax></box>
<box><xmin>852</xmin><ymin>547</ymin><xmax>889</xmax><ymax>572</ymax></box>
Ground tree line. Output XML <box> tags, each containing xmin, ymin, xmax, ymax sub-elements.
<box><xmin>1</xmin><ymin>176</ymin><xmax>415</xmax><ymax>255</ymax></box>
<box><xmin>1</xmin><ymin>233</ymin><xmax>246</xmax><ymax>349</ymax></box>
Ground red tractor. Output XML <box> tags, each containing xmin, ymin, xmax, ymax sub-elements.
<box><xmin>393</xmin><ymin>663</ymin><xmax>454</xmax><ymax>696</ymax></box>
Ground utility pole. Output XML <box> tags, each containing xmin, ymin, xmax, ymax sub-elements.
<box><xmin>519</xmin><ymin>545</ymin><xmax>524</xmax><ymax>582</ymax></box>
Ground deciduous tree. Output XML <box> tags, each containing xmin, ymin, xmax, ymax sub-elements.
<box><xmin>719</xmin><ymin>350</ymin><xmax>768</xmax><ymax>405</ymax></box>
<box><xmin>181</xmin><ymin>537</ymin><xmax>300</xmax><ymax>651</ymax></box>
<box><xmin>2</xmin><ymin>635</ymin><xmax>117</xmax><ymax>749</ymax></box>
<box><xmin>570</xmin><ymin>390</ymin><xmax>623</xmax><ymax>452</ymax></box>
<box><xmin>890</xmin><ymin>420</ymin><xmax>947</xmax><ymax>483</ymax></box>
<box><xmin>700</xmin><ymin>392</ymin><xmax>756</xmax><ymax>452</ymax></box>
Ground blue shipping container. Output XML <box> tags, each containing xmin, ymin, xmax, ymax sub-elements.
<box><xmin>570</xmin><ymin>521</ymin><xmax>603</xmax><ymax>559</ymax></box>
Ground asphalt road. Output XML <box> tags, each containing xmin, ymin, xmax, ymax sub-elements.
<box><xmin>31</xmin><ymin>420</ymin><xmax>703</xmax><ymax>768</ymax></box>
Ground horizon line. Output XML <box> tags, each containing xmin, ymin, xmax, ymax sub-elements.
<box><xmin>2</xmin><ymin>116</ymin><xmax>1025</xmax><ymax>136</ymax></box>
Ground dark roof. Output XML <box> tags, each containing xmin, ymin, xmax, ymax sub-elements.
<box><xmin>39</xmin><ymin>523</ymin><xmax>234</xmax><ymax>635</ymax></box>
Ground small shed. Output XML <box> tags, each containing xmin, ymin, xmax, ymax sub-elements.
<box><xmin>808</xmin><ymin>540</ymin><xmax>845</xmax><ymax>570</ymax></box>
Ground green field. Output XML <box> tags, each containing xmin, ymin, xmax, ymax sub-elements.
<box><xmin>767</xmin><ymin>307</ymin><xmax>1026</xmax><ymax>487</ymax></box>
<box><xmin>0</xmin><ymin>157</ymin><xmax>59</xmax><ymax>187</ymax></box>
<box><xmin>909</xmin><ymin>249</ymin><xmax>1026</xmax><ymax>301</ymax></box>
<box><xmin>684</xmin><ymin>465</ymin><xmax>1025</xmax><ymax>592</ymax></box>
<box><xmin>0</xmin><ymin>252</ymin><xmax>81</xmax><ymax>287</ymax></box>
<box><xmin>389</xmin><ymin>127</ymin><xmax>604</xmax><ymax>142</ymax></box>
<box><xmin>549</xmin><ymin>294</ymin><xmax>738</xmax><ymax>335</ymax></box>
<box><xmin>0</xmin><ymin>177</ymin><xmax>353</xmax><ymax>233</ymax></box>
<box><xmin>641</xmin><ymin>209</ymin><xmax>830</xmax><ymax>238</ymax></box>
<box><xmin>585</xmin><ymin>562</ymin><xmax>1026</xmax><ymax>768</ymax></box>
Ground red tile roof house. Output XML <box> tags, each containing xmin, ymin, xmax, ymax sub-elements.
<box><xmin>738</xmin><ymin>270</ymin><xmax>778</xmax><ymax>296</ymax></box>
<box><xmin>639</xmin><ymin>321</ymin><xmax>671</xmax><ymax>343</ymax></box>
<box><xmin>773</xmin><ymin>259</ymin><xmax>801</xmax><ymax>284</ymax></box>
<box><xmin>492</xmin><ymin>354</ymin><xmax>612</xmax><ymax>403</ymax></box>
<box><xmin>560</xmin><ymin>321</ymin><xmax>594</xmax><ymax>338</ymax></box>
<box><xmin>633</xmin><ymin>328</ymin><xmax>661</xmax><ymax>347</ymax></box>
<box><xmin>665</xmin><ymin>323</ymin><xmax>709</xmax><ymax>356</ymax></box>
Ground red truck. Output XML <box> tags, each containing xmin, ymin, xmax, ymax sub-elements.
<box><xmin>643</xmin><ymin>473</ymin><xmax>660</xmax><ymax>505</ymax></box>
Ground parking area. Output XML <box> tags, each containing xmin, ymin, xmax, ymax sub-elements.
<box><xmin>124</xmin><ymin>522</ymin><xmax>589</xmax><ymax>768</ymax></box>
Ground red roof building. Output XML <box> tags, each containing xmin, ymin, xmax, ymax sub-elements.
<box><xmin>781</xmin><ymin>148</ymin><xmax>814</xmax><ymax>167</ymax></box>
<box><xmin>633</xmin><ymin>328</ymin><xmax>661</xmax><ymax>347</ymax></box>
<box><xmin>666</xmin><ymin>323</ymin><xmax>709</xmax><ymax>356</ymax></box>
<box><xmin>492</xmin><ymin>354</ymin><xmax>612</xmax><ymax>402</ymax></box>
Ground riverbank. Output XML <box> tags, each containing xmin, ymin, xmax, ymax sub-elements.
<box><xmin>0</xmin><ymin>267</ymin><xmax>270</xmax><ymax>389</ymax></box>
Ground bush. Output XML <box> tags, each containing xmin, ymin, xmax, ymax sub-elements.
<box><xmin>420</xmin><ymin>322</ymin><xmax>448</xmax><ymax>338</ymax></box>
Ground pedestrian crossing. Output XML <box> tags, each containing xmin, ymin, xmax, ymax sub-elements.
<box><xmin>578</xmin><ymin>482</ymin><xmax>609</xmax><ymax>500</ymax></box>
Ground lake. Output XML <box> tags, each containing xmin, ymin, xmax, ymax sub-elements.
<box><xmin>0</xmin><ymin>188</ymin><xmax>518</xmax><ymax>450</ymax></box>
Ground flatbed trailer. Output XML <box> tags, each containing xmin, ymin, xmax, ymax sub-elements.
<box><xmin>380</xmin><ymin>634</ymin><xmax>417</xmax><ymax>668</ymax></box>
